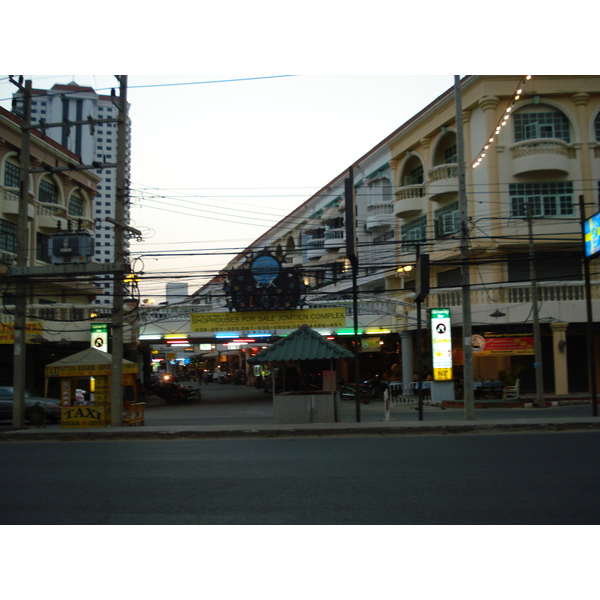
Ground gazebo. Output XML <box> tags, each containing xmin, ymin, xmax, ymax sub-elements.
<box><xmin>248</xmin><ymin>324</ymin><xmax>354</xmax><ymax>424</ymax></box>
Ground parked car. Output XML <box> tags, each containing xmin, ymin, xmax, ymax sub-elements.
<box><xmin>0</xmin><ymin>387</ymin><xmax>62</xmax><ymax>425</ymax></box>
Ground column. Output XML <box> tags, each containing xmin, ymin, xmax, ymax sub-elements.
<box><xmin>400</xmin><ymin>330</ymin><xmax>413</xmax><ymax>383</ymax></box>
<box><xmin>550</xmin><ymin>322</ymin><xmax>569</xmax><ymax>395</ymax></box>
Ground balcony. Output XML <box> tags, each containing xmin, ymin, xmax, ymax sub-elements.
<box><xmin>366</xmin><ymin>202</ymin><xmax>394</xmax><ymax>231</ymax></box>
<box><xmin>394</xmin><ymin>184</ymin><xmax>425</xmax><ymax>218</ymax></box>
<box><xmin>427</xmin><ymin>164</ymin><xmax>458</xmax><ymax>200</ymax></box>
<box><xmin>324</xmin><ymin>228</ymin><xmax>345</xmax><ymax>250</ymax></box>
<box><xmin>510</xmin><ymin>139</ymin><xmax>575</xmax><ymax>176</ymax></box>
<box><xmin>1</xmin><ymin>188</ymin><xmax>35</xmax><ymax>219</ymax></box>
<box><xmin>36</xmin><ymin>203</ymin><xmax>68</xmax><ymax>229</ymax></box>
<box><xmin>306</xmin><ymin>238</ymin><xmax>326</xmax><ymax>260</ymax></box>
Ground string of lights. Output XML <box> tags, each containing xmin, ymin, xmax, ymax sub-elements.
<box><xmin>471</xmin><ymin>75</ymin><xmax>532</xmax><ymax>169</ymax></box>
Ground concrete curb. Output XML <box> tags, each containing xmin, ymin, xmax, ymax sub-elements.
<box><xmin>2</xmin><ymin>418</ymin><xmax>600</xmax><ymax>441</ymax></box>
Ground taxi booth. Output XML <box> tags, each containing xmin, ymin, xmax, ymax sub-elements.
<box><xmin>44</xmin><ymin>347</ymin><xmax>142</xmax><ymax>428</ymax></box>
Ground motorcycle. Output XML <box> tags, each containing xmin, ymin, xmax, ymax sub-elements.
<box><xmin>341</xmin><ymin>377</ymin><xmax>388</xmax><ymax>403</ymax></box>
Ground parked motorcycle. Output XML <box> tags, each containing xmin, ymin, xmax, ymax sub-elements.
<box><xmin>341</xmin><ymin>377</ymin><xmax>388</xmax><ymax>403</ymax></box>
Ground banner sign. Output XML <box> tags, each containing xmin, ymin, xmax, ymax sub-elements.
<box><xmin>430</xmin><ymin>308</ymin><xmax>453</xmax><ymax>381</ymax></box>
<box><xmin>0</xmin><ymin>322</ymin><xmax>43</xmax><ymax>344</ymax></box>
<box><xmin>472</xmin><ymin>333</ymin><xmax>534</xmax><ymax>355</ymax></box>
<box><xmin>191</xmin><ymin>308</ymin><xmax>346</xmax><ymax>333</ymax></box>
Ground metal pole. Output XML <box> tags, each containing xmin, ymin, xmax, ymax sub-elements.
<box><xmin>527</xmin><ymin>203</ymin><xmax>545</xmax><ymax>408</ymax></box>
<box><xmin>110</xmin><ymin>76</ymin><xmax>128</xmax><ymax>427</ymax></box>
<box><xmin>12</xmin><ymin>79</ymin><xmax>32</xmax><ymax>428</ymax></box>
<box><xmin>415</xmin><ymin>245</ymin><xmax>424</xmax><ymax>421</ymax></box>
<box><xmin>345</xmin><ymin>167</ymin><xmax>361</xmax><ymax>422</ymax></box>
<box><xmin>579</xmin><ymin>194</ymin><xmax>598</xmax><ymax>416</ymax></box>
<box><xmin>454</xmin><ymin>75</ymin><xmax>475</xmax><ymax>420</ymax></box>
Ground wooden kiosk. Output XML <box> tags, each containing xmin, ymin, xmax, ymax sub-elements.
<box><xmin>44</xmin><ymin>347</ymin><xmax>142</xmax><ymax>428</ymax></box>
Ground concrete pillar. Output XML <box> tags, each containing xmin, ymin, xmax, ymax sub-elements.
<box><xmin>550</xmin><ymin>322</ymin><xmax>569</xmax><ymax>395</ymax></box>
<box><xmin>401</xmin><ymin>330</ymin><xmax>413</xmax><ymax>383</ymax></box>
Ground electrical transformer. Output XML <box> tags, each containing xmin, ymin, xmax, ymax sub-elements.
<box><xmin>49</xmin><ymin>231</ymin><xmax>95</xmax><ymax>264</ymax></box>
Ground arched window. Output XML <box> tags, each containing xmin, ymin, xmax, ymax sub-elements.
<box><xmin>68</xmin><ymin>190</ymin><xmax>84</xmax><ymax>216</ymax></box>
<box><xmin>595</xmin><ymin>111</ymin><xmax>600</xmax><ymax>142</ymax></box>
<box><xmin>3</xmin><ymin>156</ymin><xmax>20</xmax><ymax>189</ymax></box>
<box><xmin>513</xmin><ymin>105</ymin><xmax>571</xmax><ymax>143</ymax></box>
<box><xmin>39</xmin><ymin>176</ymin><xmax>59</xmax><ymax>204</ymax></box>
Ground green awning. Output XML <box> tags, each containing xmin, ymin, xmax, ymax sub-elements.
<box><xmin>248</xmin><ymin>324</ymin><xmax>354</xmax><ymax>364</ymax></box>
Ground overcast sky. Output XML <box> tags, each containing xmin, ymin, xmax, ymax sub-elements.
<box><xmin>1</xmin><ymin>74</ymin><xmax>457</xmax><ymax>300</ymax></box>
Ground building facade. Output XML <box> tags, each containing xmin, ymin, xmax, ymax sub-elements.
<box><xmin>139</xmin><ymin>76</ymin><xmax>600</xmax><ymax>396</ymax></box>
<box><xmin>13</xmin><ymin>81</ymin><xmax>132</xmax><ymax>305</ymax></box>
<box><xmin>0</xmin><ymin>106</ymin><xmax>104</xmax><ymax>391</ymax></box>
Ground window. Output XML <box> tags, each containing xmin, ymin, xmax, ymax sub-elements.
<box><xmin>69</xmin><ymin>191</ymin><xmax>84</xmax><ymax>216</ymax></box>
<box><xmin>513</xmin><ymin>109</ymin><xmax>571</xmax><ymax>142</ymax></box>
<box><xmin>3</xmin><ymin>159</ymin><xmax>20</xmax><ymax>188</ymax></box>
<box><xmin>403</xmin><ymin>165</ymin><xmax>424</xmax><ymax>186</ymax></box>
<box><xmin>39</xmin><ymin>177</ymin><xmax>59</xmax><ymax>204</ymax></box>
<box><xmin>368</xmin><ymin>177</ymin><xmax>392</xmax><ymax>206</ymax></box>
<box><xmin>595</xmin><ymin>112</ymin><xmax>600</xmax><ymax>142</ymax></box>
<box><xmin>401</xmin><ymin>215</ymin><xmax>427</xmax><ymax>250</ymax></box>
<box><xmin>444</xmin><ymin>144</ymin><xmax>457</xmax><ymax>164</ymax></box>
<box><xmin>509</xmin><ymin>182</ymin><xmax>574</xmax><ymax>217</ymax></box>
<box><xmin>0</xmin><ymin>219</ymin><xmax>17</xmax><ymax>253</ymax></box>
<box><xmin>435</xmin><ymin>202</ymin><xmax>460</xmax><ymax>237</ymax></box>
<box><xmin>507</xmin><ymin>252</ymin><xmax>582</xmax><ymax>282</ymax></box>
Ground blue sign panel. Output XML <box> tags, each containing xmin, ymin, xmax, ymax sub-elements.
<box><xmin>584</xmin><ymin>211</ymin><xmax>600</xmax><ymax>258</ymax></box>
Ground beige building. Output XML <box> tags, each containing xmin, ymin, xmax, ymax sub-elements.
<box><xmin>0</xmin><ymin>106</ymin><xmax>104</xmax><ymax>390</ymax></box>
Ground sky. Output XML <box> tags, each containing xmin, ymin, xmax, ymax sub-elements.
<box><xmin>0</xmin><ymin>73</ymin><xmax>457</xmax><ymax>301</ymax></box>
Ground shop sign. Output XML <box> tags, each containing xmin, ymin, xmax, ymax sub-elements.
<box><xmin>584</xmin><ymin>210</ymin><xmax>600</xmax><ymax>258</ymax></box>
<box><xmin>61</xmin><ymin>406</ymin><xmax>105</xmax><ymax>428</ymax></box>
<box><xmin>361</xmin><ymin>337</ymin><xmax>381</xmax><ymax>352</ymax></box>
<box><xmin>472</xmin><ymin>334</ymin><xmax>534</xmax><ymax>356</ymax></box>
<box><xmin>191</xmin><ymin>308</ymin><xmax>346</xmax><ymax>333</ymax></box>
<box><xmin>430</xmin><ymin>308</ymin><xmax>453</xmax><ymax>381</ymax></box>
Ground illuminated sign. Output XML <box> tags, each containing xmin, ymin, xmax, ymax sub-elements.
<box><xmin>224</xmin><ymin>251</ymin><xmax>306</xmax><ymax>311</ymax></box>
<box><xmin>91</xmin><ymin>323</ymin><xmax>108</xmax><ymax>352</ymax></box>
<box><xmin>472</xmin><ymin>333</ymin><xmax>534</xmax><ymax>356</ymax></box>
<box><xmin>584</xmin><ymin>211</ymin><xmax>600</xmax><ymax>258</ymax></box>
<box><xmin>430</xmin><ymin>308</ymin><xmax>453</xmax><ymax>381</ymax></box>
<box><xmin>190</xmin><ymin>308</ymin><xmax>346</xmax><ymax>333</ymax></box>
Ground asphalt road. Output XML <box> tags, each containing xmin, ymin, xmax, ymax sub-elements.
<box><xmin>2</xmin><ymin>430</ymin><xmax>599</xmax><ymax>524</ymax></box>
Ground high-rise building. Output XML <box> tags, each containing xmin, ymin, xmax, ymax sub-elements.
<box><xmin>13</xmin><ymin>81</ymin><xmax>132</xmax><ymax>305</ymax></box>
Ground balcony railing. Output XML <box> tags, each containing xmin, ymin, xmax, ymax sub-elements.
<box><xmin>510</xmin><ymin>138</ymin><xmax>575</xmax><ymax>176</ymax></box>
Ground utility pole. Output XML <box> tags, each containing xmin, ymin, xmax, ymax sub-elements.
<box><xmin>345</xmin><ymin>166</ymin><xmax>361</xmax><ymax>422</ymax></box>
<box><xmin>579</xmin><ymin>195</ymin><xmax>598</xmax><ymax>417</ymax></box>
<box><xmin>11</xmin><ymin>78</ymin><xmax>32</xmax><ymax>428</ymax></box>
<box><xmin>527</xmin><ymin>204</ymin><xmax>545</xmax><ymax>408</ymax></box>
<box><xmin>454</xmin><ymin>75</ymin><xmax>475</xmax><ymax>420</ymax></box>
<box><xmin>110</xmin><ymin>76</ymin><xmax>129</xmax><ymax>427</ymax></box>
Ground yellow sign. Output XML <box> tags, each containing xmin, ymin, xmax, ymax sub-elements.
<box><xmin>46</xmin><ymin>363</ymin><xmax>138</xmax><ymax>378</ymax></box>
<box><xmin>433</xmin><ymin>367</ymin><xmax>453</xmax><ymax>381</ymax></box>
<box><xmin>0</xmin><ymin>322</ymin><xmax>43</xmax><ymax>344</ymax></box>
<box><xmin>61</xmin><ymin>405</ymin><xmax>105</xmax><ymax>428</ymax></box>
<box><xmin>190</xmin><ymin>308</ymin><xmax>347</xmax><ymax>333</ymax></box>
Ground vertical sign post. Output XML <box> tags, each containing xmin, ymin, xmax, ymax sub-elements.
<box><xmin>430</xmin><ymin>308</ymin><xmax>453</xmax><ymax>382</ymax></box>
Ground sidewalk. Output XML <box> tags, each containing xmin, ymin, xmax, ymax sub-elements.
<box><xmin>1</xmin><ymin>382</ymin><xmax>599</xmax><ymax>441</ymax></box>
